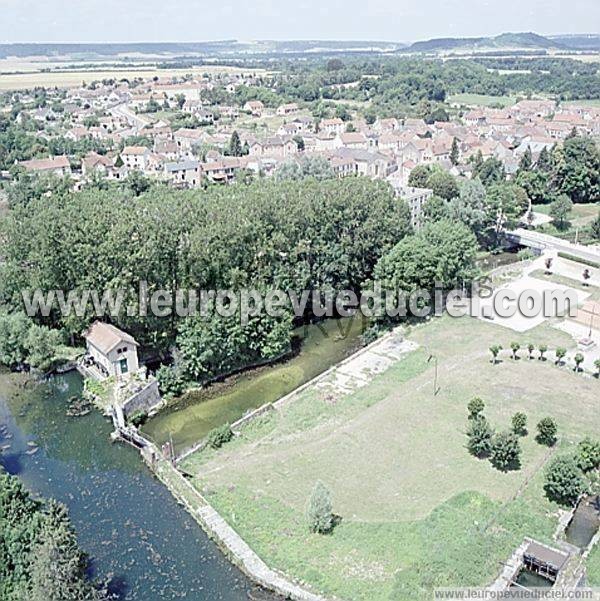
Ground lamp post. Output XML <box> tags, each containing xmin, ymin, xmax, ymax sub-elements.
<box><xmin>427</xmin><ymin>353</ymin><xmax>439</xmax><ymax>396</ymax></box>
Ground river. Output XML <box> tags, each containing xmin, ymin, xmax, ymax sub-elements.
<box><xmin>142</xmin><ymin>315</ymin><xmax>367</xmax><ymax>453</ymax></box>
<box><xmin>0</xmin><ymin>370</ymin><xmax>259</xmax><ymax>600</ymax></box>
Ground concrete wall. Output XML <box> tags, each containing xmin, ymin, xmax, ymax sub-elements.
<box><xmin>122</xmin><ymin>379</ymin><xmax>162</xmax><ymax>419</ymax></box>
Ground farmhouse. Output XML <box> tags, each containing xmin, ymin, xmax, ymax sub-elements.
<box><xmin>243</xmin><ymin>100</ymin><xmax>265</xmax><ymax>116</ymax></box>
<box><xmin>276</xmin><ymin>102</ymin><xmax>299</xmax><ymax>116</ymax></box>
<box><xmin>121</xmin><ymin>146</ymin><xmax>150</xmax><ymax>170</ymax></box>
<box><xmin>83</xmin><ymin>322</ymin><xmax>140</xmax><ymax>379</ymax></box>
<box><xmin>19</xmin><ymin>155</ymin><xmax>72</xmax><ymax>176</ymax></box>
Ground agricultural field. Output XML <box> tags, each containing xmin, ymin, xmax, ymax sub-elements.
<box><xmin>0</xmin><ymin>62</ymin><xmax>270</xmax><ymax>90</ymax></box>
<box><xmin>183</xmin><ymin>307</ymin><xmax>600</xmax><ymax>600</ymax></box>
<box><xmin>448</xmin><ymin>93</ymin><xmax>520</xmax><ymax>108</ymax></box>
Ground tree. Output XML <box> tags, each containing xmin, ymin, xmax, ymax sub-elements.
<box><xmin>490</xmin><ymin>431</ymin><xmax>522</xmax><ymax>471</ymax></box>
<box><xmin>544</xmin><ymin>258</ymin><xmax>553</xmax><ymax>274</ymax></box>
<box><xmin>574</xmin><ymin>352</ymin><xmax>585</xmax><ymax>372</ymax></box>
<box><xmin>124</xmin><ymin>170</ymin><xmax>151</xmax><ymax>196</ymax></box>
<box><xmin>489</xmin><ymin>344</ymin><xmax>502</xmax><ymax>364</ymax></box>
<box><xmin>538</xmin><ymin>344</ymin><xmax>548</xmax><ymax>360</ymax></box>
<box><xmin>555</xmin><ymin>347</ymin><xmax>567</xmax><ymax>365</ymax></box>
<box><xmin>422</xmin><ymin>195</ymin><xmax>448</xmax><ymax>223</ymax></box>
<box><xmin>512</xmin><ymin>412</ymin><xmax>528</xmax><ymax>436</ymax></box>
<box><xmin>446</xmin><ymin>179</ymin><xmax>487</xmax><ymax>239</ymax></box>
<box><xmin>576</xmin><ymin>437</ymin><xmax>600</xmax><ymax>472</ymax></box>
<box><xmin>450</xmin><ymin>137</ymin><xmax>459</xmax><ymax>166</ymax></box>
<box><xmin>595</xmin><ymin>358</ymin><xmax>600</xmax><ymax>378</ymax></box>
<box><xmin>228</xmin><ymin>130</ymin><xmax>242</xmax><ymax>157</ymax></box>
<box><xmin>537</xmin><ymin>146</ymin><xmax>552</xmax><ymax>172</ymax></box>
<box><xmin>537</xmin><ymin>417</ymin><xmax>558</xmax><ymax>446</ymax></box>
<box><xmin>549</xmin><ymin>194</ymin><xmax>573</xmax><ymax>230</ymax></box>
<box><xmin>0</xmin><ymin>311</ymin><xmax>30</xmax><ymax>367</ymax></box>
<box><xmin>467</xmin><ymin>397</ymin><xmax>485</xmax><ymax>419</ymax></box>
<box><xmin>466</xmin><ymin>415</ymin><xmax>494</xmax><ymax>458</ymax></box>
<box><xmin>476</xmin><ymin>157</ymin><xmax>505</xmax><ymax>187</ymax></box>
<box><xmin>510</xmin><ymin>342</ymin><xmax>520</xmax><ymax>360</ymax></box>
<box><xmin>427</xmin><ymin>169</ymin><xmax>460</xmax><ymax>201</ymax></box>
<box><xmin>517</xmin><ymin>146</ymin><xmax>533</xmax><ymax>174</ymax></box>
<box><xmin>373</xmin><ymin>219</ymin><xmax>479</xmax><ymax>311</ymax></box>
<box><xmin>591</xmin><ymin>214</ymin><xmax>600</xmax><ymax>241</ymax></box>
<box><xmin>407</xmin><ymin>164</ymin><xmax>431</xmax><ymax>188</ymax></box>
<box><xmin>527</xmin><ymin>343</ymin><xmax>535</xmax><ymax>359</ymax></box>
<box><xmin>552</xmin><ymin>136</ymin><xmax>600</xmax><ymax>204</ymax></box>
<box><xmin>24</xmin><ymin>325</ymin><xmax>61</xmax><ymax>372</ymax></box>
<box><xmin>544</xmin><ymin>455</ymin><xmax>586</xmax><ymax>506</ymax></box>
<box><xmin>156</xmin><ymin>364</ymin><xmax>185</xmax><ymax>398</ymax></box>
<box><xmin>306</xmin><ymin>481</ymin><xmax>334</xmax><ymax>534</ymax></box>
<box><xmin>29</xmin><ymin>502</ymin><xmax>106</xmax><ymax>601</ymax></box>
<box><xmin>582</xmin><ymin>268</ymin><xmax>592</xmax><ymax>287</ymax></box>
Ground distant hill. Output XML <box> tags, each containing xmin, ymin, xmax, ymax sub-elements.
<box><xmin>407</xmin><ymin>32</ymin><xmax>567</xmax><ymax>53</ymax></box>
<box><xmin>0</xmin><ymin>33</ymin><xmax>597</xmax><ymax>61</ymax></box>
<box><xmin>0</xmin><ymin>40</ymin><xmax>405</xmax><ymax>60</ymax></box>
<box><xmin>549</xmin><ymin>34</ymin><xmax>600</xmax><ymax>50</ymax></box>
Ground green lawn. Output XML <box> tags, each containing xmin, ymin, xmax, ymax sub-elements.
<box><xmin>448</xmin><ymin>93</ymin><xmax>519</xmax><ymax>108</ymax></box>
<box><xmin>183</xmin><ymin>312</ymin><xmax>600</xmax><ymax>600</ymax></box>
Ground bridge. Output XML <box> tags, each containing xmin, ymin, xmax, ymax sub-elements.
<box><xmin>505</xmin><ymin>228</ymin><xmax>600</xmax><ymax>265</ymax></box>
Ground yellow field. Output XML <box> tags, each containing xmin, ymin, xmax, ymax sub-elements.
<box><xmin>0</xmin><ymin>63</ymin><xmax>270</xmax><ymax>90</ymax></box>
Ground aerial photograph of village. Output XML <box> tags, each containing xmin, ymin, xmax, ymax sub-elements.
<box><xmin>0</xmin><ymin>1</ymin><xmax>600</xmax><ymax>600</ymax></box>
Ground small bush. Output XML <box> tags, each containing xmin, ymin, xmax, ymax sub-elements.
<box><xmin>490</xmin><ymin>431</ymin><xmax>521</xmax><ymax>471</ymax></box>
<box><xmin>466</xmin><ymin>415</ymin><xmax>494</xmax><ymax>458</ymax></box>
<box><xmin>467</xmin><ymin>397</ymin><xmax>485</xmax><ymax>419</ymax></box>
<box><xmin>511</xmin><ymin>412</ymin><xmax>527</xmax><ymax>436</ymax></box>
<box><xmin>129</xmin><ymin>410</ymin><xmax>148</xmax><ymax>427</ymax></box>
<box><xmin>207</xmin><ymin>424</ymin><xmax>234</xmax><ymax>449</ymax></box>
<box><xmin>536</xmin><ymin>417</ymin><xmax>558</xmax><ymax>446</ymax></box>
<box><xmin>306</xmin><ymin>481</ymin><xmax>334</xmax><ymax>534</ymax></box>
<box><xmin>577</xmin><ymin>437</ymin><xmax>600</xmax><ymax>472</ymax></box>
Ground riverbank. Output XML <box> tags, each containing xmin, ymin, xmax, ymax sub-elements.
<box><xmin>142</xmin><ymin>316</ymin><xmax>367</xmax><ymax>453</ymax></box>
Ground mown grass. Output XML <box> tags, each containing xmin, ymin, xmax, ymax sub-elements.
<box><xmin>448</xmin><ymin>93</ymin><xmax>518</xmax><ymax>108</ymax></box>
<box><xmin>188</xmin><ymin>314</ymin><xmax>600</xmax><ymax>600</ymax></box>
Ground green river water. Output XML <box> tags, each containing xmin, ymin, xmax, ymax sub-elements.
<box><xmin>142</xmin><ymin>315</ymin><xmax>367</xmax><ymax>453</ymax></box>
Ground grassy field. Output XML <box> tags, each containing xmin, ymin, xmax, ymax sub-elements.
<box><xmin>448</xmin><ymin>93</ymin><xmax>519</xmax><ymax>108</ymax></box>
<box><xmin>533</xmin><ymin>202</ymin><xmax>600</xmax><ymax>242</ymax></box>
<box><xmin>183</xmin><ymin>311</ymin><xmax>600</xmax><ymax>600</ymax></box>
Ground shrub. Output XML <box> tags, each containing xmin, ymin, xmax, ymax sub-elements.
<box><xmin>207</xmin><ymin>424</ymin><xmax>233</xmax><ymax>449</ymax></box>
<box><xmin>490</xmin><ymin>431</ymin><xmax>522</xmax><ymax>471</ymax></box>
<box><xmin>489</xmin><ymin>345</ymin><xmax>502</xmax><ymax>364</ymax></box>
<box><xmin>306</xmin><ymin>481</ymin><xmax>334</xmax><ymax>534</ymax></box>
<box><xmin>467</xmin><ymin>397</ymin><xmax>485</xmax><ymax>419</ymax></box>
<box><xmin>544</xmin><ymin>455</ymin><xmax>586</xmax><ymax>506</ymax></box>
<box><xmin>466</xmin><ymin>415</ymin><xmax>494</xmax><ymax>458</ymax></box>
<box><xmin>129</xmin><ymin>410</ymin><xmax>148</xmax><ymax>427</ymax></box>
<box><xmin>511</xmin><ymin>412</ymin><xmax>528</xmax><ymax>436</ymax></box>
<box><xmin>536</xmin><ymin>417</ymin><xmax>558</xmax><ymax>446</ymax></box>
<box><xmin>577</xmin><ymin>437</ymin><xmax>600</xmax><ymax>472</ymax></box>
<box><xmin>156</xmin><ymin>364</ymin><xmax>185</xmax><ymax>397</ymax></box>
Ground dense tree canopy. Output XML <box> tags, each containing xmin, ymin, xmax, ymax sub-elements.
<box><xmin>0</xmin><ymin>471</ymin><xmax>107</xmax><ymax>600</ymax></box>
<box><xmin>0</xmin><ymin>178</ymin><xmax>411</xmax><ymax>368</ymax></box>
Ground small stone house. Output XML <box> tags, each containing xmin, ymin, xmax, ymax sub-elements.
<box><xmin>83</xmin><ymin>322</ymin><xmax>140</xmax><ymax>379</ymax></box>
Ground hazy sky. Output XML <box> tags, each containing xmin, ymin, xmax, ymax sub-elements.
<box><xmin>1</xmin><ymin>0</ymin><xmax>598</xmax><ymax>43</ymax></box>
